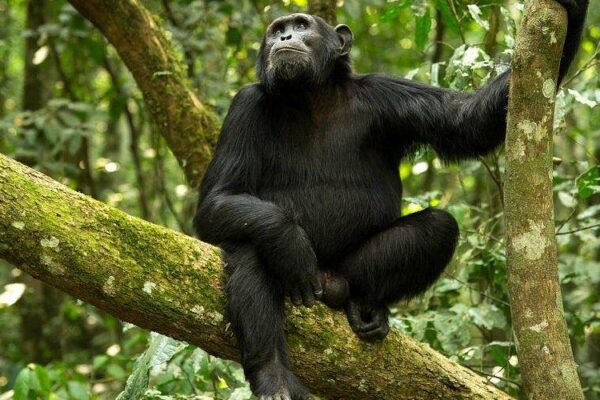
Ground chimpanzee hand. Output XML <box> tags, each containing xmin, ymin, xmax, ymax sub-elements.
<box><xmin>287</xmin><ymin>265</ymin><xmax>323</xmax><ymax>308</ymax></box>
<box><xmin>555</xmin><ymin>0</ymin><xmax>588</xmax><ymax>18</ymax></box>
<box><xmin>345</xmin><ymin>299</ymin><xmax>390</xmax><ymax>342</ymax></box>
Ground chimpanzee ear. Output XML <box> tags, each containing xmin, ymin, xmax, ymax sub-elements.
<box><xmin>335</xmin><ymin>24</ymin><xmax>353</xmax><ymax>56</ymax></box>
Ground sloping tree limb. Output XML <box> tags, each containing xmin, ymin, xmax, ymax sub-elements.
<box><xmin>504</xmin><ymin>1</ymin><xmax>583</xmax><ymax>399</ymax></box>
<box><xmin>0</xmin><ymin>154</ymin><xmax>511</xmax><ymax>400</ymax></box>
<box><xmin>67</xmin><ymin>0</ymin><xmax>219</xmax><ymax>188</ymax></box>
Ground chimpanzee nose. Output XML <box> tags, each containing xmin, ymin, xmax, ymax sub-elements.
<box><xmin>280</xmin><ymin>34</ymin><xmax>292</xmax><ymax>41</ymax></box>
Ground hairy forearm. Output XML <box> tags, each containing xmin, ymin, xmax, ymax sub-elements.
<box><xmin>194</xmin><ymin>193</ymin><xmax>288</xmax><ymax>243</ymax></box>
<box><xmin>435</xmin><ymin>2</ymin><xmax>586</xmax><ymax>160</ymax></box>
<box><xmin>194</xmin><ymin>193</ymin><xmax>317</xmax><ymax>277</ymax></box>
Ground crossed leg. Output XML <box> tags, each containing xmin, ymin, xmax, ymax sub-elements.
<box><xmin>337</xmin><ymin>208</ymin><xmax>459</xmax><ymax>341</ymax></box>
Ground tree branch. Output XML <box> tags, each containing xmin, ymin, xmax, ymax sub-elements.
<box><xmin>67</xmin><ymin>0</ymin><xmax>219</xmax><ymax>188</ymax></box>
<box><xmin>0</xmin><ymin>153</ymin><xmax>511</xmax><ymax>400</ymax></box>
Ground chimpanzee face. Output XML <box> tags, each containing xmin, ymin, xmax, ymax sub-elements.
<box><xmin>257</xmin><ymin>14</ymin><xmax>353</xmax><ymax>92</ymax></box>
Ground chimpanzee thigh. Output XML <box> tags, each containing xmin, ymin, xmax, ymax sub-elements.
<box><xmin>338</xmin><ymin>208</ymin><xmax>459</xmax><ymax>304</ymax></box>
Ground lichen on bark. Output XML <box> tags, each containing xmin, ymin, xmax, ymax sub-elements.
<box><xmin>504</xmin><ymin>1</ymin><xmax>583</xmax><ymax>398</ymax></box>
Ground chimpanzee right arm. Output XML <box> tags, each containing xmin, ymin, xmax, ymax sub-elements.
<box><xmin>193</xmin><ymin>85</ymin><xmax>322</xmax><ymax>306</ymax></box>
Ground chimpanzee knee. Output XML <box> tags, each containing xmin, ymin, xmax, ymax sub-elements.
<box><xmin>339</xmin><ymin>208</ymin><xmax>459</xmax><ymax>304</ymax></box>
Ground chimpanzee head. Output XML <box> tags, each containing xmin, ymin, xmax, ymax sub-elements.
<box><xmin>257</xmin><ymin>14</ymin><xmax>353</xmax><ymax>93</ymax></box>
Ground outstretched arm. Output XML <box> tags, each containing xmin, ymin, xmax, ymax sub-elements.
<box><xmin>193</xmin><ymin>86</ymin><xmax>322</xmax><ymax>305</ymax></box>
<box><xmin>378</xmin><ymin>0</ymin><xmax>587</xmax><ymax>161</ymax></box>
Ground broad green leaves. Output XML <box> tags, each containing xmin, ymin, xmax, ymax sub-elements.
<box><xmin>116</xmin><ymin>333</ymin><xmax>185</xmax><ymax>400</ymax></box>
<box><xmin>576</xmin><ymin>166</ymin><xmax>600</xmax><ymax>200</ymax></box>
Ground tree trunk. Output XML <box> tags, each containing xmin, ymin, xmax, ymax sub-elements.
<box><xmin>308</xmin><ymin>0</ymin><xmax>337</xmax><ymax>25</ymax></box>
<box><xmin>504</xmin><ymin>1</ymin><xmax>583</xmax><ymax>399</ymax></box>
<box><xmin>67</xmin><ymin>0</ymin><xmax>218</xmax><ymax>188</ymax></box>
<box><xmin>0</xmin><ymin>153</ymin><xmax>512</xmax><ymax>400</ymax></box>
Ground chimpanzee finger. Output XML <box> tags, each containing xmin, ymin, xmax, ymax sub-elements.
<box><xmin>311</xmin><ymin>274</ymin><xmax>323</xmax><ymax>299</ymax></box>
<box><xmin>290</xmin><ymin>289</ymin><xmax>303</xmax><ymax>307</ymax></box>
<box><xmin>355</xmin><ymin>319</ymin><xmax>383</xmax><ymax>333</ymax></box>
<box><xmin>301</xmin><ymin>284</ymin><xmax>315</xmax><ymax>307</ymax></box>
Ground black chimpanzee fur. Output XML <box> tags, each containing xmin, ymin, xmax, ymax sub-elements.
<box><xmin>194</xmin><ymin>3</ymin><xmax>588</xmax><ymax>399</ymax></box>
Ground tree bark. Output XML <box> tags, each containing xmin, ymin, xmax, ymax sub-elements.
<box><xmin>308</xmin><ymin>0</ymin><xmax>337</xmax><ymax>25</ymax></box>
<box><xmin>0</xmin><ymin>153</ymin><xmax>511</xmax><ymax>400</ymax></box>
<box><xmin>504</xmin><ymin>1</ymin><xmax>583</xmax><ymax>399</ymax></box>
<box><xmin>67</xmin><ymin>0</ymin><xmax>218</xmax><ymax>188</ymax></box>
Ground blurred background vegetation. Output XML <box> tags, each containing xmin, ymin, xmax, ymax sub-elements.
<box><xmin>0</xmin><ymin>0</ymin><xmax>598</xmax><ymax>398</ymax></box>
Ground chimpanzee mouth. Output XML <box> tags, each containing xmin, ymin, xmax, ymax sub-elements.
<box><xmin>274</xmin><ymin>47</ymin><xmax>307</xmax><ymax>54</ymax></box>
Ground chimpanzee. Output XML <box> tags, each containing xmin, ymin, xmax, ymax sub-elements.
<box><xmin>194</xmin><ymin>2</ymin><xmax>588</xmax><ymax>398</ymax></box>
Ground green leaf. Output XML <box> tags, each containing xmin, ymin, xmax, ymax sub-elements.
<box><xmin>577</xmin><ymin>166</ymin><xmax>600</xmax><ymax>199</ymax></box>
<box><xmin>415</xmin><ymin>8</ymin><xmax>432</xmax><ymax>51</ymax></box>
<box><xmin>116</xmin><ymin>333</ymin><xmax>185</xmax><ymax>400</ymax></box>
<box><xmin>434</xmin><ymin>0</ymin><xmax>460</xmax><ymax>34</ymax></box>
<box><xmin>226</xmin><ymin>27</ymin><xmax>242</xmax><ymax>46</ymax></box>
<box><xmin>33</xmin><ymin>365</ymin><xmax>51</xmax><ymax>393</ymax></box>
<box><xmin>67</xmin><ymin>381</ymin><xmax>90</xmax><ymax>400</ymax></box>
<box><xmin>568</xmin><ymin>89</ymin><xmax>598</xmax><ymax>108</ymax></box>
<box><xmin>558</xmin><ymin>191</ymin><xmax>577</xmax><ymax>208</ymax></box>
<box><xmin>230</xmin><ymin>386</ymin><xmax>253</xmax><ymax>400</ymax></box>
<box><xmin>467</xmin><ymin>4</ymin><xmax>489</xmax><ymax>30</ymax></box>
<box><xmin>107</xmin><ymin>363</ymin><xmax>128</xmax><ymax>379</ymax></box>
<box><xmin>93</xmin><ymin>355</ymin><xmax>110</xmax><ymax>370</ymax></box>
<box><xmin>13</xmin><ymin>367</ymin><xmax>34</xmax><ymax>400</ymax></box>
<box><xmin>486</xmin><ymin>341</ymin><xmax>515</xmax><ymax>367</ymax></box>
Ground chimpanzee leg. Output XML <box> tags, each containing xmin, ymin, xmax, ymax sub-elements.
<box><xmin>224</xmin><ymin>245</ymin><xmax>308</xmax><ymax>400</ymax></box>
<box><xmin>338</xmin><ymin>208</ymin><xmax>459</xmax><ymax>340</ymax></box>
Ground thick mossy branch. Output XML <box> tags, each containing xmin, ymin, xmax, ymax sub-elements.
<box><xmin>504</xmin><ymin>1</ymin><xmax>583</xmax><ymax>399</ymax></box>
<box><xmin>0</xmin><ymin>154</ymin><xmax>511</xmax><ymax>400</ymax></box>
<box><xmin>67</xmin><ymin>0</ymin><xmax>218</xmax><ymax>188</ymax></box>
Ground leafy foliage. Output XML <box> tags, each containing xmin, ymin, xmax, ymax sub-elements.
<box><xmin>0</xmin><ymin>0</ymin><xmax>599</xmax><ymax>399</ymax></box>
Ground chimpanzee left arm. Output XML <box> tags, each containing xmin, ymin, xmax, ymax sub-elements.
<box><xmin>376</xmin><ymin>0</ymin><xmax>587</xmax><ymax>161</ymax></box>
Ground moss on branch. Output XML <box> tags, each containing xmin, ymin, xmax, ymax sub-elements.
<box><xmin>0</xmin><ymin>154</ymin><xmax>512</xmax><ymax>399</ymax></box>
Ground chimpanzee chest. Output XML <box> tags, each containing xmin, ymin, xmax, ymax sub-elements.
<box><xmin>257</xmin><ymin>108</ymin><xmax>401</xmax><ymax>262</ymax></box>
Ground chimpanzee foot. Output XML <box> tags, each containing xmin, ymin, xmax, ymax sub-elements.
<box><xmin>345</xmin><ymin>299</ymin><xmax>390</xmax><ymax>342</ymax></box>
<box><xmin>251</xmin><ymin>362</ymin><xmax>309</xmax><ymax>400</ymax></box>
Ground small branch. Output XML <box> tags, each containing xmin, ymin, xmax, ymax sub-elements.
<box><xmin>561</xmin><ymin>43</ymin><xmax>600</xmax><ymax>87</ymax></box>
<box><xmin>555</xmin><ymin>223</ymin><xmax>600</xmax><ymax>235</ymax></box>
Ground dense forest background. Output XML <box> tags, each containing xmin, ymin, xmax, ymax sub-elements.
<box><xmin>0</xmin><ymin>0</ymin><xmax>599</xmax><ymax>399</ymax></box>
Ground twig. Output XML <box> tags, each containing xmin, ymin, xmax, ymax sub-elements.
<box><xmin>561</xmin><ymin>43</ymin><xmax>600</xmax><ymax>87</ymax></box>
<box><xmin>465</xmin><ymin>366</ymin><xmax>521</xmax><ymax>387</ymax></box>
<box><xmin>442</xmin><ymin>273</ymin><xmax>510</xmax><ymax>307</ymax></box>
<box><xmin>555</xmin><ymin>223</ymin><xmax>600</xmax><ymax>235</ymax></box>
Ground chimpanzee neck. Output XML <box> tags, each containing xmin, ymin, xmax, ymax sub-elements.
<box><xmin>264</xmin><ymin>76</ymin><xmax>348</xmax><ymax>106</ymax></box>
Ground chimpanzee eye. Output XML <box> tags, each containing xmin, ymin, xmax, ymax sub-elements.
<box><xmin>295</xmin><ymin>22</ymin><xmax>307</xmax><ymax>31</ymax></box>
<box><xmin>272</xmin><ymin>26</ymin><xmax>285</xmax><ymax>36</ymax></box>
